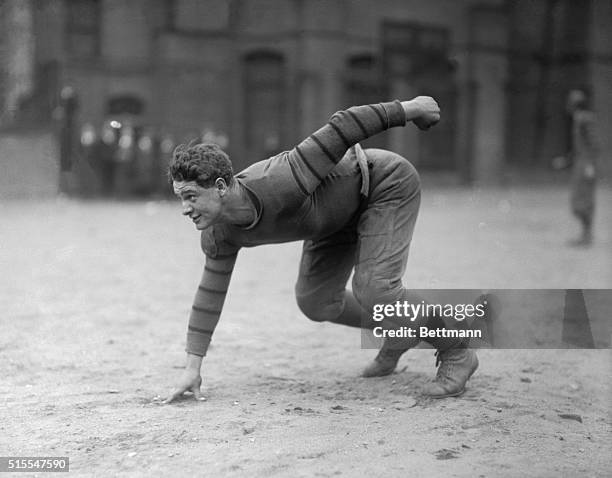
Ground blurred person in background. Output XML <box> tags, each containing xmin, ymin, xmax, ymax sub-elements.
<box><xmin>77</xmin><ymin>122</ymin><xmax>100</xmax><ymax>197</ymax></box>
<box><xmin>97</xmin><ymin>121</ymin><xmax>120</xmax><ymax>197</ymax></box>
<box><xmin>133</xmin><ymin>127</ymin><xmax>155</xmax><ymax>196</ymax></box>
<box><xmin>114</xmin><ymin>122</ymin><xmax>136</xmax><ymax>197</ymax></box>
<box><xmin>566</xmin><ymin>89</ymin><xmax>600</xmax><ymax>247</ymax></box>
<box><xmin>53</xmin><ymin>86</ymin><xmax>79</xmax><ymax>194</ymax></box>
<box><xmin>55</xmin><ymin>86</ymin><xmax>79</xmax><ymax>172</ymax></box>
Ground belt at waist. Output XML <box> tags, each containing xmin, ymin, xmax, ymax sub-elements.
<box><xmin>353</xmin><ymin>143</ymin><xmax>370</xmax><ymax>198</ymax></box>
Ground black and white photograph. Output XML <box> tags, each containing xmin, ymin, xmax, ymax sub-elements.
<box><xmin>1</xmin><ymin>0</ymin><xmax>610</xmax><ymax>476</ymax></box>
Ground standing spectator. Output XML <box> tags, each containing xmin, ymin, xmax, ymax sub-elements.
<box><xmin>158</xmin><ymin>133</ymin><xmax>176</xmax><ymax>197</ymax></box>
<box><xmin>566</xmin><ymin>89</ymin><xmax>600</xmax><ymax>246</ymax></box>
<box><xmin>97</xmin><ymin>121</ymin><xmax>120</xmax><ymax>197</ymax></box>
<box><xmin>53</xmin><ymin>86</ymin><xmax>79</xmax><ymax>194</ymax></box>
<box><xmin>56</xmin><ymin>86</ymin><xmax>79</xmax><ymax>172</ymax></box>
<box><xmin>114</xmin><ymin>123</ymin><xmax>136</xmax><ymax>197</ymax></box>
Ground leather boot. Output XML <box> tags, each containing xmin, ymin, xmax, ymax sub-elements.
<box><xmin>362</xmin><ymin>346</ymin><xmax>407</xmax><ymax>377</ymax></box>
<box><xmin>422</xmin><ymin>348</ymin><xmax>478</xmax><ymax>398</ymax></box>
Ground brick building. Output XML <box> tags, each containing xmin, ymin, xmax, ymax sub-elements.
<box><xmin>1</xmin><ymin>0</ymin><xmax>610</xmax><ymax>196</ymax></box>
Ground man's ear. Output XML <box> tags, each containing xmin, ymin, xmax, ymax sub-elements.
<box><xmin>215</xmin><ymin>178</ymin><xmax>227</xmax><ymax>195</ymax></box>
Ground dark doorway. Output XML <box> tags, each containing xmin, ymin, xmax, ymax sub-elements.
<box><xmin>242</xmin><ymin>50</ymin><xmax>286</xmax><ymax>169</ymax></box>
<box><xmin>383</xmin><ymin>21</ymin><xmax>457</xmax><ymax>170</ymax></box>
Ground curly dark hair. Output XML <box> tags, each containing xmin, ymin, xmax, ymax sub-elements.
<box><xmin>168</xmin><ymin>142</ymin><xmax>234</xmax><ymax>188</ymax></box>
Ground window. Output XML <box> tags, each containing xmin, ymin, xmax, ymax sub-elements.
<box><xmin>65</xmin><ymin>0</ymin><xmax>100</xmax><ymax>57</ymax></box>
<box><xmin>164</xmin><ymin>0</ymin><xmax>177</xmax><ymax>30</ymax></box>
<box><xmin>382</xmin><ymin>21</ymin><xmax>456</xmax><ymax>170</ymax></box>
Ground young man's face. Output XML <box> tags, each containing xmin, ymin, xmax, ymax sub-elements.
<box><xmin>173</xmin><ymin>180</ymin><xmax>224</xmax><ymax>230</ymax></box>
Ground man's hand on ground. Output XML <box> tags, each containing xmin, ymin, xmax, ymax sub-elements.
<box><xmin>164</xmin><ymin>366</ymin><xmax>206</xmax><ymax>404</ymax></box>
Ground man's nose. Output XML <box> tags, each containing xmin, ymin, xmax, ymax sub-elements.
<box><xmin>182</xmin><ymin>204</ymin><xmax>192</xmax><ymax>216</ymax></box>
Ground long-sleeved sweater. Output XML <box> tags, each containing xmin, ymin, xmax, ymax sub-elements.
<box><xmin>186</xmin><ymin>100</ymin><xmax>408</xmax><ymax>356</ymax></box>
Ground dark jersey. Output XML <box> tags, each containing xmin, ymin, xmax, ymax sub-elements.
<box><xmin>187</xmin><ymin>101</ymin><xmax>408</xmax><ymax>356</ymax></box>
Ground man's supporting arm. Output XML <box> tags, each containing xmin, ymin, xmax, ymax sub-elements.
<box><xmin>186</xmin><ymin>253</ymin><xmax>238</xmax><ymax>357</ymax></box>
<box><xmin>164</xmin><ymin>253</ymin><xmax>237</xmax><ymax>404</ymax></box>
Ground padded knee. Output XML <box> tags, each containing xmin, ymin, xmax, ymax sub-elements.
<box><xmin>295</xmin><ymin>291</ymin><xmax>343</xmax><ymax>323</ymax></box>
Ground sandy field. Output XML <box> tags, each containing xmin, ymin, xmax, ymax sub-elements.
<box><xmin>1</xmin><ymin>184</ymin><xmax>611</xmax><ymax>477</ymax></box>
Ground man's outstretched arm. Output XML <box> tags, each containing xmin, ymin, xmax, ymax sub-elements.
<box><xmin>285</xmin><ymin>96</ymin><xmax>440</xmax><ymax>196</ymax></box>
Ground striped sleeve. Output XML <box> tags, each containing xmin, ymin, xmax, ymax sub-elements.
<box><xmin>185</xmin><ymin>252</ymin><xmax>238</xmax><ymax>356</ymax></box>
<box><xmin>286</xmin><ymin>100</ymin><xmax>407</xmax><ymax>195</ymax></box>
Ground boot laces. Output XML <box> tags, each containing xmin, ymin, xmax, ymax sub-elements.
<box><xmin>434</xmin><ymin>350</ymin><xmax>454</xmax><ymax>381</ymax></box>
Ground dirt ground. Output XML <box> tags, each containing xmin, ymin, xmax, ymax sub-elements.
<box><xmin>1</xmin><ymin>184</ymin><xmax>611</xmax><ymax>477</ymax></box>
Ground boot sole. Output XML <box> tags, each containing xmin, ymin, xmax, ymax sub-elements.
<box><xmin>361</xmin><ymin>365</ymin><xmax>397</xmax><ymax>378</ymax></box>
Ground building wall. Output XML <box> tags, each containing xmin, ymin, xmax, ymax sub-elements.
<box><xmin>1</xmin><ymin>0</ymin><xmax>610</xmax><ymax>195</ymax></box>
<box><xmin>506</xmin><ymin>0</ymin><xmax>611</xmax><ymax>171</ymax></box>
<box><xmin>589</xmin><ymin>0</ymin><xmax>612</xmax><ymax>179</ymax></box>
<box><xmin>28</xmin><ymin>0</ymin><xmax>504</xmax><ymax>171</ymax></box>
<box><xmin>0</xmin><ymin>0</ymin><xmax>36</xmax><ymax>125</ymax></box>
